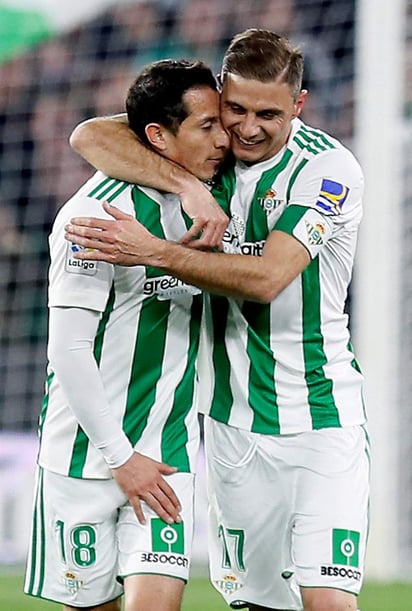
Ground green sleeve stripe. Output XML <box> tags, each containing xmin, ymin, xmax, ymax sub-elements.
<box><xmin>88</xmin><ymin>176</ymin><xmax>113</xmax><ymax>197</ymax></box>
<box><xmin>88</xmin><ymin>177</ymin><xmax>129</xmax><ymax>202</ymax></box>
<box><xmin>300</xmin><ymin>124</ymin><xmax>336</xmax><ymax>149</ymax></box>
<box><xmin>106</xmin><ymin>181</ymin><xmax>129</xmax><ymax>202</ymax></box>
<box><xmin>293</xmin><ymin>133</ymin><xmax>320</xmax><ymax>155</ymax></box>
<box><xmin>274</xmin><ymin>204</ymin><xmax>308</xmax><ymax>234</ymax></box>
<box><xmin>297</xmin><ymin>130</ymin><xmax>328</xmax><ymax>152</ymax></box>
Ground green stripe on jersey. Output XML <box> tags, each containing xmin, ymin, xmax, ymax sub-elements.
<box><xmin>286</xmin><ymin>158</ymin><xmax>309</xmax><ymax>202</ymax></box>
<box><xmin>209</xmin><ymin>297</ymin><xmax>233</xmax><ymax>422</ymax></box>
<box><xmin>88</xmin><ymin>176</ymin><xmax>129</xmax><ymax>202</ymax></box>
<box><xmin>275</xmin><ymin>204</ymin><xmax>340</xmax><ymax>427</ymax></box>
<box><xmin>293</xmin><ymin>124</ymin><xmax>336</xmax><ymax>155</ymax></box>
<box><xmin>300</xmin><ymin>124</ymin><xmax>336</xmax><ymax>150</ymax></box>
<box><xmin>212</xmin><ymin>164</ymin><xmax>236</xmax><ymax>215</ymax></box>
<box><xmin>161</xmin><ymin>295</ymin><xmax>203</xmax><ymax>470</ymax></box>
<box><xmin>245</xmin><ymin>149</ymin><xmax>293</xmax><ymax>241</ymax></box>
<box><xmin>38</xmin><ymin>371</ymin><xmax>54</xmax><ymax>437</ymax></box>
<box><xmin>123</xmin><ymin>296</ymin><xmax>170</xmax><ymax>445</ymax></box>
<box><xmin>242</xmin><ymin>301</ymin><xmax>279</xmax><ymax>433</ymax></box>
<box><xmin>301</xmin><ymin>257</ymin><xmax>340</xmax><ymax>428</ymax></box>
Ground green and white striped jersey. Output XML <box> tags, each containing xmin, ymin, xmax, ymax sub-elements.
<box><xmin>200</xmin><ymin>118</ymin><xmax>366</xmax><ymax>434</ymax></box>
<box><xmin>39</xmin><ymin>172</ymin><xmax>202</xmax><ymax>479</ymax></box>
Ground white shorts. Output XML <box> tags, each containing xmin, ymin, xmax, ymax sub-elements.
<box><xmin>24</xmin><ymin>468</ymin><xmax>195</xmax><ymax>607</ymax></box>
<box><xmin>204</xmin><ymin>418</ymin><xmax>370</xmax><ymax>610</ymax></box>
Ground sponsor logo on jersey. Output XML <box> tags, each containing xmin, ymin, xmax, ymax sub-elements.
<box><xmin>140</xmin><ymin>552</ymin><xmax>189</xmax><ymax>567</ymax></box>
<box><xmin>151</xmin><ymin>519</ymin><xmax>184</xmax><ymax>554</ymax></box>
<box><xmin>214</xmin><ymin>574</ymin><xmax>244</xmax><ymax>594</ymax></box>
<box><xmin>319</xmin><ymin>528</ymin><xmax>362</xmax><ymax>581</ymax></box>
<box><xmin>143</xmin><ymin>275</ymin><xmax>201</xmax><ymax>300</ymax></box>
<box><xmin>320</xmin><ymin>565</ymin><xmax>362</xmax><ymax>581</ymax></box>
<box><xmin>257</xmin><ymin>189</ymin><xmax>284</xmax><ymax>214</ymax></box>
<box><xmin>65</xmin><ymin>243</ymin><xmax>98</xmax><ymax>276</ymax></box>
<box><xmin>332</xmin><ymin>528</ymin><xmax>360</xmax><ymax>567</ymax></box>
<box><xmin>305</xmin><ymin>220</ymin><xmax>326</xmax><ymax>246</ymax></box>
<box><xmin>316</xmin><ymin>179</ymin><xmax>350</xmax><ymax>214</ymax></box>
<box><xmin>62</xmin><ymin>570</ymin><xmax>84</xmax><ymax>594</ymax></box>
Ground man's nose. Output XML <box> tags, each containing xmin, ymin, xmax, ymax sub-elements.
<box><xmin>216</xmin><ymin>125</ymin><xmax>230</xmax><ymax>149</ymax></box>
<box><xmin>239</xmin><ymin>114</ymin><xmax>260</xmax><ymax>139</ymax></box>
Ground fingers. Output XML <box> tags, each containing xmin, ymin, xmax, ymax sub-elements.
<box><xmin>102</xmin><ymin>201</ymin><xmax>132</xmax><ymax>220</ymax></box>
<box><xmin>130</xmin><ymin>497</ymin><xmax>147</xmax><ymax>525</ymax></box>
<box><xmin>64</xmin><ymin>227</ymin><xmax>114</xmax><ymax>254</ymax></box>
<box><xmin>142</xmin><ymin>486</ymin><xmax>182</xmax><ymax>525</ymax></box>
<box><xmin>130</xmin><ymin>482</ymin><xmax>182</xmax><ymax>526</ymax></box>
<box><xmin>180</xmin><ymin>219</ymin><xmax>225</xmax><ymax>250</ymax></box>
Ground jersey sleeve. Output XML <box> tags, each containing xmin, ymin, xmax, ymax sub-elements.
<box><xmin>48</xmin><ymin>306</ymin><xmax>134</xmax><ymax>468</ymax></box>
<box><xmin>48</xmin><ymin>195</ymin><xmax>117</xmax><ymax>311</ymax></box>
<box><xmin>274</xmin><ymin>147</ymin><xmax>364</xmax><ymax>259</ymax></box>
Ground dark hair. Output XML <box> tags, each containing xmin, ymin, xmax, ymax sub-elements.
<box><xmin>221</xmin><ymin>28</ymin><xmax>304</xmax><ymax>100</ymax></box>
<box><xmin>126</xmin><ymin>59</ymin><xmax>218</xmax><ymax>144</ymax></box>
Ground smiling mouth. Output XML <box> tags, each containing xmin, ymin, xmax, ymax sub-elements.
<box><xmin>235</xmin><ymin>134</ymin><xmax>264</xmax><ymax>146</ymax></box>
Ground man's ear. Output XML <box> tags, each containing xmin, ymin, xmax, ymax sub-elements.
<box><xmin>145</xmin><ymin>123</ymin><xmax>167</xmax><ymax>152</ymax></box>
<box><xmin>293</xmin><ymin>89</ymin><xmax>308</xmax><ymax>118</ymax></box>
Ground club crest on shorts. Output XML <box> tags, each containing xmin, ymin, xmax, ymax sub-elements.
<box><xmin>62</xmin><ymin>570</ymin><xmax>83</xmax><ymax>594</ymax></box>
<box><xmin>214</xmin><ymin>573</ymin><xmax>244</xmax><ymax>594</ymax></box>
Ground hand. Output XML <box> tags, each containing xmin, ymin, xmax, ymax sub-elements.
<box><xmin>177</xmin><ymin>180</ymin><xmax>228</xmax><ymax>250</ymax></box>
<box><xmin>65</xmin><ymin>202</ymin><xmax>159</xmax><ymax>266</ymax></box>
<box><xmin>112</xmin><ymin>452</ymin><xmax>181</xmax><ymax>525</ymax></box>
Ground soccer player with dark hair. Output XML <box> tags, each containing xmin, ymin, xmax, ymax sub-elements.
<box><xmin>24</xmin><ymin>59</ymin><xmax>228</xmax><ymax>611</ymax></box>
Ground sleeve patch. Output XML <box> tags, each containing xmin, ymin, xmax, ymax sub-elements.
<box><xmin>65</xmin><ymin>242</ymin><xmax>98</xmax><ymax>276</ymax></box>
<box><xmin>316</xmin><ymin>178</ymin><xmax>350</xmax><ymax>214</ymax></box>
<box><xmin>292</xmin><ymin>208</ymin><xmax>332</xmax><ymax>259</ymax></box>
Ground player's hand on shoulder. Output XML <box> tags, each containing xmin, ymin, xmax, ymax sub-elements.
<box><xmin>178</xmin><ymin>180</ymin><xmax>228</xmax><ymax>250</ymax></box>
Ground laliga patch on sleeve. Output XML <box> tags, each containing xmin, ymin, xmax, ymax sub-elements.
<box><xmin>316</xmin><ymin>178</ymin><xmax>350</xmax><ymax>214</ymax></box>
<box><xmin>65</xmin><ymin>242</ymin><xmax>98</xmax><ymax>275</ymax></box>
<box><xmin>292</xmin><ymin>208</ymin><xmax>332</xmax><ymax>258</ymax></box>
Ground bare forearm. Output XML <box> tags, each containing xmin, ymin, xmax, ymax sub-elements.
<box><xmin>70</xmin><ymin>114</ymin><xmax>197</xmax><ymax>195</ymax></box>
<box><xmin>146</xmin><ymin>239</ymin><xmax>277</xmax><ymax>303</ymax></box>
<box><xmin>65</xmin><ymin>208</ymin><xmax>310</xmax><ymax>301</ymax></box>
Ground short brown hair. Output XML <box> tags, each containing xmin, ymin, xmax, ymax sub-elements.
<box><xmin>221</xmin><ymin>29</ymin><xmax>304</xmax><ymax>100</ymax></box>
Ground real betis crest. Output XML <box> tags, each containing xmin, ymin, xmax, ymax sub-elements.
<box><xmin>257</xmin><ymin>189</ymin><xmax>283</xmax><ymax>214</ymax></box>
